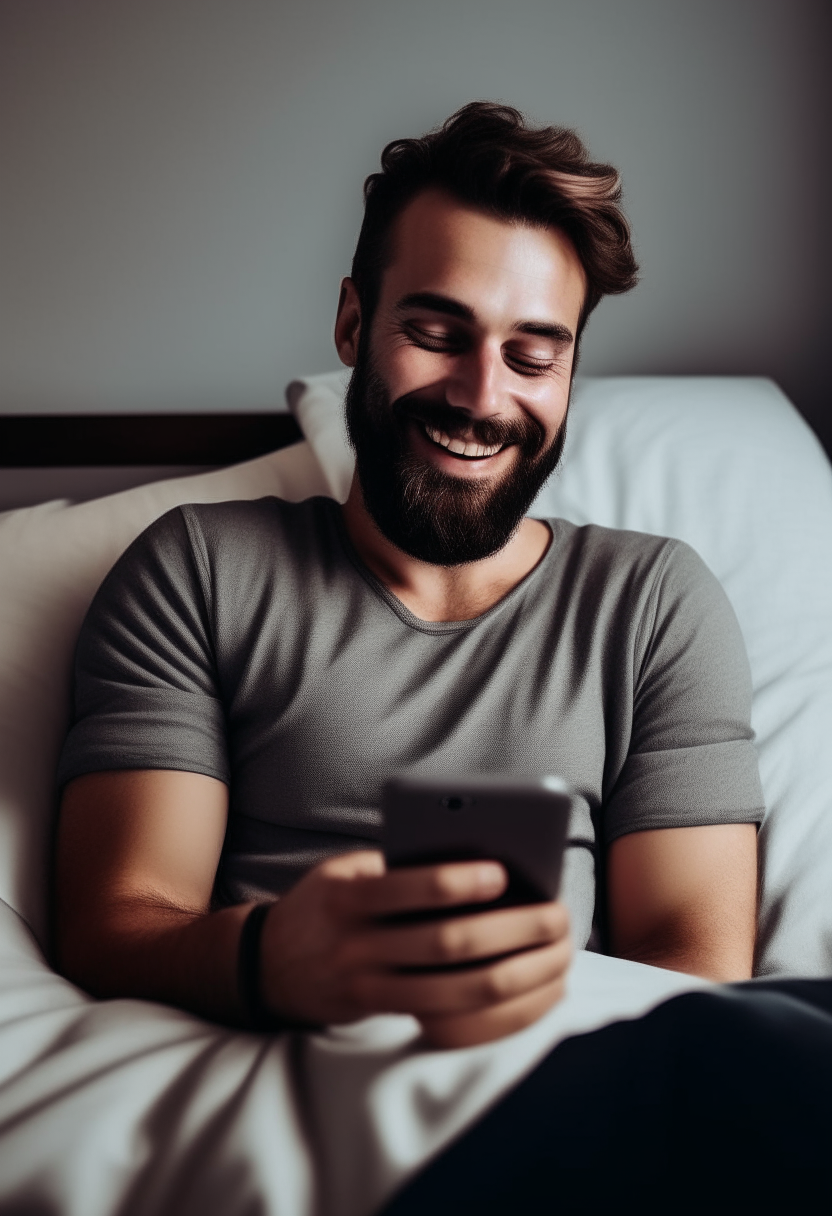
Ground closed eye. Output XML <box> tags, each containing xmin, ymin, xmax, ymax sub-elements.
<box><xmin>404</xmin><ymin>323</ymin><xmax>467</xmax><ymax>352</ymax></box>
<box><xmin>403</xmin><ymin>321</ymin><xmax>563</xmax><ymax>375</ymax></box>
<box><xmin>505</xmin><ymin>353</ymin><xmax>555</xmax><ymax>376</ymax></box>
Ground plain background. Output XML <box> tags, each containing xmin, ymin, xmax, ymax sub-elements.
<box><xmin>2</xmin><ymin>0</ymin><xmax>829</xmax><ymax>453</ymax></box>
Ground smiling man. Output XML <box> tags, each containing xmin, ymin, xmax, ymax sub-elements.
<box><xmin>54</xmin><ymin>103</ymin><xmax>763</xmax><ymax>1050</ymax></box>
<box><xmin>340</xmin><ymin>192</ymin><xmax>581</xmax><ymax>582</ymax></box>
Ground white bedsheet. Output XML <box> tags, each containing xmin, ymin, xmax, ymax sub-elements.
<box><xmin>0</xmin><ymin>898</ymin><xmax>706</xmax><ymax>1215</ymax></box>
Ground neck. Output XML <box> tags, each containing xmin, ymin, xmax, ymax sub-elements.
<box><xmin>340</xmin><ymin>476</ymin><xmax>552</xmax><ymax>622</ymax></box>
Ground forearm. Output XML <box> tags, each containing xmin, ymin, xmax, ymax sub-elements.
<box><xmin>56</xmin><ymin>850</ymin><xmax>573</xmax><ymax>1046</ymax></box>
<box><xmin>56</xmin><ymin>897</ymin><xmax>256</xmax><ymax>1026</ymax></box>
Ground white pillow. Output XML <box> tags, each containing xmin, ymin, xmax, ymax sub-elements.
<box><xmin>288</xmin><ymin>371</ymin><xmax>832</xmax><ymax>978</ymax></box>
<box><xmin>0</xmin><ymin>440</ymin><xmax>329</xmax><ymax>945</ymax></box>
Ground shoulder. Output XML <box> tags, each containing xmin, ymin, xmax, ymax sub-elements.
<box><xmin>88</xmin><ymin>496</ymin><xmax>334</xmax><ymax>622</ymax></box>
<box><xmin>176</xmin><ymin>494</ymin><xmax>329</xmax><ymax>540</ymax></box>
<box><xmin>109</xmin><ymin>496</ymin><xmax>335</xmax><ymax>580</ymax></box>
<box><xmin>567</xmin><ymin>526</ymin><xmax>751</xmax><ymax>704</ymax></box>
<box><xmin>540</xmin><ymin>519</ymin><xmax>740</xmax><ymax>660</ymax></box>
<box><xmin>545</xmin><ymin>518</ymin><xmax>713</xmax><ymax>598</ymax></box>
<box><xmin>176</xmin><ymin>495</ymin><xmax>334</xmax><ymax>560</ymax></box>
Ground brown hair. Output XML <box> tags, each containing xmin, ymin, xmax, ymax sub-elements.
<box><xmin>351</xmin><ymin>101</ymin><xmax>638</xmax><ymax>338</ymax></box>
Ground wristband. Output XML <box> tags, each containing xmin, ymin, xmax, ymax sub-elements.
<box><xmin>237</xmin><ymin>902</ymin><xmax>317</xmax><ymax>1033</ymax></box>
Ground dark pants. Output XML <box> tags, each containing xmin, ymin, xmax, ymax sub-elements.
<box><xmin>378</xmin><ymin>979</ymin><xmax>832</xmax><ymax>1216</ymax></box>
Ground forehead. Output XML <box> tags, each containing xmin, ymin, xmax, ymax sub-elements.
<box><xmin>380</xmin><ymin>188</ymin><xmax>586</xmax><ymax>328</ymax></box>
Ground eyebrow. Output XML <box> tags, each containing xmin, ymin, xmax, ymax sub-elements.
<box><xmin>394</xmin><ymin>291</ymin><xmax>574</xmax><ymax>345</ymax></box>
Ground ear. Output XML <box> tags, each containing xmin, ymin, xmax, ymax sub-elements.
<box><xmin>334</xmin><ymin>278</ymin><xmax>362</xmax><ymax>367</ymax></box>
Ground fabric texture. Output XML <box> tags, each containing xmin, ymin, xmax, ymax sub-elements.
<box><xmin>59</xmin><ymin>496</ymin><xmax>763</xmax><ymax>950</ymax></box>
<box><xmin>0</xmin><ymin>897</ymin><xmax>707</xmax><ymax>1216</ymax></box>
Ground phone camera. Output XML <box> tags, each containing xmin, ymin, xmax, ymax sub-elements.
<box><xmin>441</xmin><ymin>795</ymin><xmax>469</xmax><ymax>810</ymax></box>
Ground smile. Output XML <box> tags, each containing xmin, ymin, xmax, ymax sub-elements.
<box><xmin>422</xmin><ymin>424</ymin><xmax>505</xmax><ymax>460</ymax></box>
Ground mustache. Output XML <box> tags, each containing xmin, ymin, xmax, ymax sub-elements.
<box><xmin>392</xmin><ymin>396</ymin><xmax>546</xmax><ymax>455</ymax></box>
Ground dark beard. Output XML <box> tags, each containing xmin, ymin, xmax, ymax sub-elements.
<box><xmin>344</xmin><ymin>345</ymin><xmax>567</xmax><ymax>566</ymax></box>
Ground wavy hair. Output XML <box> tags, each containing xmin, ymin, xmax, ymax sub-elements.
<box><xmin>351</xmin><ymin>102</ymin><xmax>638</xmax><ymax>337</ymax></box>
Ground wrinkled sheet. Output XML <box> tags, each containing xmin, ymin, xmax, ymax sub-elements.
<box><xmin>0</xmin><ymin>899</ymin><xmax>708</xmax><ymax>1216</ymax></box>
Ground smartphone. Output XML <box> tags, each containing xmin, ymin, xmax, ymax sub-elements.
<box><xmin>382</xmin><ymin>774</ymin><xmax>573</xmax><ymax>918</ymax></box>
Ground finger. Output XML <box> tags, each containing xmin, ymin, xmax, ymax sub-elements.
<box><xmin>363</xmin><ymin>901</ymin><xmax>570</xmax><ymax>969</ymax></box>
<box><xmin>420</xmin><ymin>977</ymin><xmax>567</xmax><ymax>1049</ymax></box>
<box><xmin>315</xmin><ymin>850</ymin><xmax>386</xmax><ymax>880</ymax></box>
<box><xmin>355</xmin><ymin>935</ymin><xmax>572</xmax><ymax>1017</ymax></box>
<box><xmin>333</xmin><ymin>860</ymin><xmax>507</xmax><ymax>919</ymax></box>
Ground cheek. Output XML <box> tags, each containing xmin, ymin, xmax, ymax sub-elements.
<box><xmin>525</xmin><ymin>381</ymin><xmax>571</xmax><ymax>437</ymax></box>
<box><xmin>379</xmin><ymin>341</ymin><xmax>448</xmax><ymax>399</ymax></box>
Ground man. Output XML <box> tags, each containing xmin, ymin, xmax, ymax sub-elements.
<box><xmin>54</xmin><ymin>103</ymin><xmax>762</xmax><ymax>1050</ymax></box>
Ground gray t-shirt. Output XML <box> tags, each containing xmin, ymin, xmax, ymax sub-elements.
<box><xmin>58</xmin><ymin>497</ymin><xmax>764</xmax><ymax>948</ymax></box>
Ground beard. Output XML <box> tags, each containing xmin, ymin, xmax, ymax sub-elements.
<box><xmin>344</xmin><ymin>344</ymin><xmax>568</xmax><ymax>567</ymax></box>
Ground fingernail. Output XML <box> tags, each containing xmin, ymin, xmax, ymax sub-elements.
<box><xmin>478</xmin><ymin>863</ymin><xmax>505</xmax><ymax>891</ymax></box>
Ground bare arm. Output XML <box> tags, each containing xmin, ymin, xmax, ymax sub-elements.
<box><xmin>607</xmin><ymin>823</ymin><xmax>758</xmax><ymax>981</ymax></box>
<box><xmin>55</xmin><ymin>769</ymin><xmax>248</xmax><ymax>1022</ymax></box>
<box><xmin>56</xmin><ymin>770</ymin><xmax>572</xmax><ymax>1045</ymax></box>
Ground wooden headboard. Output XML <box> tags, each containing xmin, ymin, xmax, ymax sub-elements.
<box><xmin>0</xmin><ymin>413</ymin><xmax>302</xmax><ymax>467</ymax></box>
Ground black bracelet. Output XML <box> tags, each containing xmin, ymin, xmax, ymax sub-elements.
<box><xmin>238</xmin><ymin>903</ymin><xmax>277</xmax><ymax>1030</ymax></box>
<box><xmin>237</xmin><ymin>902</ymin><xmax>320</xmax><ymax>1033</ymax></box>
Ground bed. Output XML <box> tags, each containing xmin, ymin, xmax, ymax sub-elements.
<box><xmin>1</xmin><ymin>373</ymin><xmax>831</xmax><ymax>1215</ymax></box>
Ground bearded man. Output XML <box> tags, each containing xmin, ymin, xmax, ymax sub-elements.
<box><xmin>54</xmin><ymin>103</ymin><xmax>762</xmax><ymax>1052</ymax></box>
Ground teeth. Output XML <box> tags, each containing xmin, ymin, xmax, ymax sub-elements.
<box><xmin>424</xmin><ymin>425</ymin><xmax>502</xmax><ymax>459</ymax></box>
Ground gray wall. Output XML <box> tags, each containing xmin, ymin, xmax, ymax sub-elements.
<box><xmin>2</xmin><ymin>0</ymin><xmax>829</xmax><ymax>450</ymax></box>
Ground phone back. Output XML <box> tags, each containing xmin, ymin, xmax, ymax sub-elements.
<box><xmin>383</xmin><ymin>774</ymin><xmax>572</xmax><ymax>903</ymax></box>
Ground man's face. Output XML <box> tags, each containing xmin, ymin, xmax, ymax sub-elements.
<box><xmin>341</xmin><ymin>189</ymin><xmax>586</xmax><ymax>566</ymax></box>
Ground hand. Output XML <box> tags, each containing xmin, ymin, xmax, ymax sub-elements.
<box><xmin>258</xmin><ymin>850</ymin><xmax>572</xmax><ymax>1048</ymax></box>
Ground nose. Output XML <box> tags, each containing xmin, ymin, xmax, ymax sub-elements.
<box><xmin>444</xmin><ymin>341</ymin><xmax>510</xmax><ymax>419</ymax></box>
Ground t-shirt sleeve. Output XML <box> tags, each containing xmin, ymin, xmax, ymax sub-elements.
<box><xmin>57</xmin><ymin>506</ymin><xmax>229</xmax><ymax>788</ymax></box>
<box><xmin>603</xmin><ymin>539</ymin><xmax>765</xmax><ymax>842</ymax></box>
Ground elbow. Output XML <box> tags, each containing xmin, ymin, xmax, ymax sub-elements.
<box><xmin>54</xmin><ymin>917</ymin><xmax>119</xmax><ymax>997</ymax></box>
<box><xmin>613</xmin><ymin>934</ymin><xmax>755</xmax><ymax>983</ymax></box>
